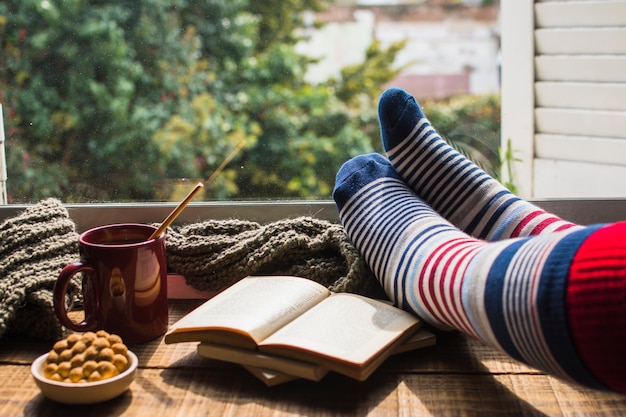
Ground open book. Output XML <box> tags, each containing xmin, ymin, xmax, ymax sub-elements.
<box><xmin>165</xmin><ymin>276</ymin><xmax>424</xmax><ymax>381</ymax></box>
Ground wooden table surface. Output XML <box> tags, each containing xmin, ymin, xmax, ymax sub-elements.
<box><xmin>2</xmin><ymin>299</ymin><xmax>626</xmax><ymax>417</ymax></box>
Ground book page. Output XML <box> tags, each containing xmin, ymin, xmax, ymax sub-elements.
<box><xmin>166</xmin><ymin>276</ymin><xmax>330</xmax><ymax>343</ymax></box>
<box><xmin>197</xmin><ymin>342</ymin><xmax>328</xmax><ymax>382</ymax></box>
<box><xmin>241</xmin><ymin>365</ymin><xmax>299</xmax><ymax>387</ymax></box>
<box><xmin>239</xmin><ymin>329</ymin><xmax>435</xmax><ymax>386</ymax></box>
<box><xmin>259</xmin><ymin>293</ymin><xmax>420</xmax><ymax>365</ymax></box>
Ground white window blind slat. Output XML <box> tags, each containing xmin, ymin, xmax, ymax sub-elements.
<box><xmin>535</xmin><ymin>1</ymin><xmax>626</xmax><ymax>28</ymax></box>
<box><xmin>535</xmin><ymin>108</ymin><xmax>626</xmax><ymax>139</ymax></box>
<box><xmin>534</xmin><ymin>158</ymin><xmax>626</xmax><ymax>198</ymax></box>
<box><xmin>535</xmin><ymin>133</ymin><xmax>626</xmax><ymax>166</ymax></box>
<box><xmin>535</xmin><ymin>81</ymin><xmax>626</xmax><ymax>111</ymax></box>
<box><xmin>535</xmin><ymin>28</ymin><xmax>626</xmax><ymax>55</ymax></box>
<box><xmin>535</xmin><ymin>56</ymin><xmax>626</xmax><ymax>83</ymax></box>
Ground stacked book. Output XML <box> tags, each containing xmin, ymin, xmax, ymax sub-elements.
<box><xmin>165</xmin><ymin>276</ymin><xmax>436</xmax><ymax>386</ymax></box>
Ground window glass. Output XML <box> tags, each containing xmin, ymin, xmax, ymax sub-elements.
<box><xmin>0</xmin><ymin>0</ymin><xmax>501</xmax><ymax>204</ymax></box>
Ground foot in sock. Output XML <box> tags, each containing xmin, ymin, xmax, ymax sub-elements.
<box><xmin>378</xmin><ymin>87</ymin><xmax>580</xmax><ymax>240</ymax></box>
<box><xmin>333</xmin><ymin>152</ymin><xmax>626</xmax><ymax>394</ymax></box>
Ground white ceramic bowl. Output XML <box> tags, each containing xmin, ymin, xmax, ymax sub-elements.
<box><xmin>31</xmin><ymin>350</ymin><xmax>138</xmax><ymax>404</ymax></box>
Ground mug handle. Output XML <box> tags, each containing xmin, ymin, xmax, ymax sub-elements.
<box><xmin>53</xmin><ymin>262</ymin><xmax>98</xmax><ymax>332</ymax></box>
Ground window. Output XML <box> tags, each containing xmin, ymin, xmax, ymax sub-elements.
<box><xmin>1</xmin><ymin>0</ymin><xmax>501</xmax><ymax>205</ymax></box>
<box><xmin>2</xmin><ymin>1</ymin><xmax>626</xmax><ymax>230</ymax></box>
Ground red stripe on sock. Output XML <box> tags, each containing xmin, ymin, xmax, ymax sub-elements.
<box><xmin>554</xmin><ymin>223</ymin><xmax>577</xmax><ymax>233</ymax></box>
<box><xmin>566</xmin><ymin>221</ymin><xmax>626</xmax><ymax>393</ymax></box>
<box><xmin>419</xmin><ymin>239</ymin><xmax>463</xmax><ymax>327</ymax></box>
<box><xmin>510</xmin><ymin>210</ymin><xmax>544</xmax><ymax>238</ymax></box>
<box><xmin>418</xmin><ymin>237</ymin><xmax>477</xmax><ymax>334</ymax></box>
<box><xmin>529</xmin><ymin>217</ymin><xmax>561</xmax><ymax>235</ymax></box>
<box><xmin>441</xmin><ymin>241</ymin><xmax>478</xmax><ymax>335</ymax></box>
<box><xmin>450</xmin><ymin>246</ymin><xmax>482</xmax><ymax>336</ymax></box>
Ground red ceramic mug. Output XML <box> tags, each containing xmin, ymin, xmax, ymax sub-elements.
<box><xmin>54</xmin><ymin>223</ymin><xmax>169</xmax><ymax>344</ymax></box>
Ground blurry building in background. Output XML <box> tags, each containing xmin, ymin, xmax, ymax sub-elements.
<box><xmin>297</xmin><ymin>0</ymin><xmax>500</xmax><ymax>100</ymax></box>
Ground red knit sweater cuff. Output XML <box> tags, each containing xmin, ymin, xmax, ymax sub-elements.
<box><xmin>567</xmin><ymin>221</ymin><xmax>626</xmax><ymax>393</ymax></box>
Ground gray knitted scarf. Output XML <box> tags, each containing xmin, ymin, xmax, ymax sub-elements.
<box><xmin>0</xmin><ymin>199</ymin><xmax>383</xmax><ymax>341</ymax></box>
<box><xmin>165</xmin><ymin>217</ymin><xmax>384</xmax><ymax>297</ymax></box>
<box><xmin>0</xmin><ymin>199</ymin><xmax>80</xmax><ymax>341</ymax></box>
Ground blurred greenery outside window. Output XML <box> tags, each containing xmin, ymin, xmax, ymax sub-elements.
<box><xmin>0</xmin><ymin>0</ymin><xmax>501</xmax><ymax>204</ymax></box>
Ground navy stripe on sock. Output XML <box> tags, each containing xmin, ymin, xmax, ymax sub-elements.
<box><xmin>420</xmin><ymin>153</ymin><xmax>469</xmax><ymax>203</ymax></box>
<box><xmin>388</xmin><ymin>121</ymin><xmax>434</xmax><ymax>165</ymax></box>
<box><xmin>465</xmin><ymin>190</ymin><xmax>516</xmax><ymax>239</ymax></box>
<box><xmin>483</xmin><ymin>239</ymin><xmax>527</xmax><ymax>363</ymax></box>
<box><xmin>414</xmin><ymin>148</ymin><xmax>462</xmax><ymax>200</ymax></box>
<box><xmin>364</xmin><ymin>191</ymin><xmax>422</xmax><ymax>280</ymax></box>
<box><xmin>400</xmin><ymin>137</ymin><xmax>445</xmax><ymax>187</ymax></box>
<box><xmin>395</xmin><ymin>223</ymin><xmax>451</xmax><ymax>313</ymax></box>
<box><xmin>405</xmin><ymin>141</ymin><xmax>451</xmax><ymax>185</ymax></box>
<box><xmin>483</xmin><ymin>227</ymin><xmax>608</xmax><ymax>390</ymax></box>
<box><xmin>537</xmin><ymin>224</ymin><xmax>607</xmax><ymax>390</ymax></box>
<box><xmin>429</xmin><ymin>163</ymin><xmax>480</xmax><ymax>211</ymax></box>
<box><xmin>440</xmin><ymin>172</ymin><xmax>490</xmax><ymax>221</ymax></box>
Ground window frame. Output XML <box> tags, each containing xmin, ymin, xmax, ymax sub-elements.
<box><xmin>0</xmin><ymin>201</ymin><xmax>339</xmax><ymax>232</ymax></box>
<box><xmin>1</xmin><ymin>199</ymin><xmax>625</xmax><ymax>232</ymax></box>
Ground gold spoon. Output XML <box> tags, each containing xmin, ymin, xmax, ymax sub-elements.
<box><xmin>149</xmin><ymin>182</ymin><xmax>204</xmax><ymax>240</ymax></box>
<box><xmin>149</xmin><ymin>140</ymin><xmax>245</xmax><ymax>240</ymax></box>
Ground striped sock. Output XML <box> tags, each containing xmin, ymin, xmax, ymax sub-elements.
<box><xmin>333</xmin><ymin>152</ymin><xmax>626</xmax><ymax>393</ymax></box>
<box><xmin>379</xmin><ymin>87</ymin><xmax>580</xmax><ymax>240</ymax></box>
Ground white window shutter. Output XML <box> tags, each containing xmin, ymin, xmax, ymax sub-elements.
<box><xmin>501</xmin><ymin>0</ymin><xmax>626</xmax><ymax>198</ymax></box>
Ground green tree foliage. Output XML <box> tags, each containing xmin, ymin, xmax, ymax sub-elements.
<box><xmin>421</xmin><ymin>94</ymin><xmax>501</xmax><ymax>180</ymax></box>
<box><xmin>0</xmin><ymin>0</ymin><xmax>404</xmax><ymax>202</ymax></box>
<box><xmin>1</xmin><ymin>0</ymin><xmax>189</xmax><ymax>201</ymax></box>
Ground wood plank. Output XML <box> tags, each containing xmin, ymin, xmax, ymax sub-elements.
<box><xmin>534</xmin><ymin>158</ymin><xmax>626</xmax><ymax>198</ymax></box>
<box><xmin>535</xmin><ymin>81</ymin><xmax>626</xmax><ymax>111</ymax></box>
<box><xmin>4</xmin><ymin>300</ymin><xmax>626</xmax><ymax>416</ymax></box>
<box><xmin>389</xmin><ymin>373</ymin><xmax>609</xmax><ymax>417</ymax></box>
<box><xmin>535</xmin><ymin>133</ymin><xmax>626</xmax><ymax>165</ymax></box>
<box><xmin>4</xmin><ymin>365</ymin><xmax>626</xmax><ymax>417</ymax></box>
<box><xmin>535</xmin><ymin>1</ymin><xmax>626</xmax><ymax>28</ymax></box>
<box><xmin>0</xmin><ymin>313</ymin><xmax>530</xmax><ymax>376</ymax></box>
<box><xmin>535</xmin><ymin>28</ymin><xmax>626</xmax><ymax>55</ymax></box>
<box><xmin>535</xmin><ymin>108</ymin><xmax>626</xmax><ymax>139</ymax></box>
<box><xmin>536</xmin><ymin>56</ymin><xmax>626</xmax><ymax>84</ymax></box>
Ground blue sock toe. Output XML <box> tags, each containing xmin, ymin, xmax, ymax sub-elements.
<box><xmin>379</xmin><ymin>88</ymin><xmax>425</xmax><ymax>152</ymax></box>
<box><xmin>333</xmin><ymin>153</ymin><xmax>398</xmax><ymax>210</ymax></box>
